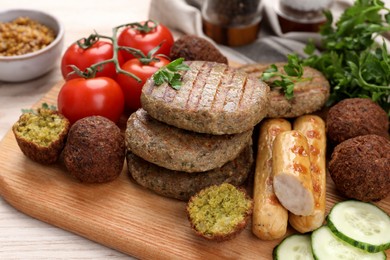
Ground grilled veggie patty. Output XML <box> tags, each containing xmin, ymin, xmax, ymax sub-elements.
<box><xmin>125</xmin><ymin>108</ymin><xmax>252</xmax><ymax>172</ymax></box>
<box><xmin>127</xmin><ymin>145</ymin><xmax>253</xmax><ymax>201</ymax></box>
<box><xmin>141</xmin><ymin>61</ymin><xmax>269</xmax><ymax>135</ymax></box>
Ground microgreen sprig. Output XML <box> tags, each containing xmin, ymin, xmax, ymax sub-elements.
<box><xmin>152</xmin><ymin>58</ymin><xmax>190</xmax><ymax>90</ymax></box>
<box><xmin>261</xmin><ymin>54</ymin><xmax>309</xmax><ymax>100</ymax></box>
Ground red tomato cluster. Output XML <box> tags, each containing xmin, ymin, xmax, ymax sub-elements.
<box><xmin>60</xmin><ymin>40</ymin><xmax>124</xmax><ymax>81</ymax></box>
<box><xmin>58</xmin><ymin>21</ymin><xmax>174</xmax><ymax>124</ymax></box>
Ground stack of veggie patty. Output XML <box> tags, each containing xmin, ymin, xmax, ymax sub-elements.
<box><xmin>125</xmin><ymin>61</ymin><xmax>270</xmax><ymax>200</ymax></box>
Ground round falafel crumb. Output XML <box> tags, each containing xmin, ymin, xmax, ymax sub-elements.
<box><xmin>63</xmin><ymin>116</ymin><xmax>125</xmax><ymax>183</ymax></box>
<box><xmin>329</xmin><ymin>134</ymin><xmax>390</xmax><ymax>202</ymax></box>
<box><xmin>186</xmin><ymin>183</ymin><xmax>253</xmax><ymax>241</ymax></box>
<box><xmin>326</xmin><ymin>98</ymin><xmax>389</xmax><ymax>144</ymax></box>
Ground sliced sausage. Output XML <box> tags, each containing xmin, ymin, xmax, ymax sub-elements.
<box><xmin>289</xmin><ymin>115</ymin><xmax>327</xmax><ymax>233</ymax></box>
<box><xmin>272</xmin><ymin>130</ymin><xmax>315</xmax><ymax>216</ymax></box>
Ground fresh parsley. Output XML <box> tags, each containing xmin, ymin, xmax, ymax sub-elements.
<box><xmin>302</xmin><ymin>0</ymin><xmax>390</xmax><ymax>115</ymax></box>
<box><xmin>261</xmin><ymin>54</ymin><xmax>308</xmax><ymax>100</ymax></box>
<box><xmin>153</xmin><ymin>58</ymin><xmax>190</xmax><ymax>90</ymax></box>
<box><xmin>262</xmin><ymin>0</ymin><xmax>390</xmax><ymax>115</ymax></box>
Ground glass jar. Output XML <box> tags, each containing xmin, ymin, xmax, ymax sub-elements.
<box><xmin>275</xmin><ymin>0</ymin><xmax>333</xmax><ymax>33</ymax></box>
<box><xmin>201</xmin><ymin>0</ymin><xmax>262</xmax><ymax>46</ymax></box>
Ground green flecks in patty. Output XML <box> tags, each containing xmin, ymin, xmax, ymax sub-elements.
<box><xmin>187</xmin><ymin>183</ymin><xmax>252</xmax><ymax>236</ymax></box>
<box><xmin>14</xmin><ymin>109</ymin><xmax>67</xmax><ymax>147</ymax></box>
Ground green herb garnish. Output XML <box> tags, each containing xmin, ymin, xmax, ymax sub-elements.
<box><xmin>264</xmin><ymin>0</ymin><xmax>390</xmax><ymax>115</ymax></box>
<box><xmin>21</xmin><ymin>103</ymin><xmax>57</xmax><ymax>114</ymax></box>
<box><xmin>153</xmin><ymin>58</ymin><xmax>190</xmax><ymax>90</ymax></box>
<box><xmin>303</xmin><ymin>0</ymin><xmax>390</xmax><ymax>115</ymax></box>
<box><xmin>261</xmin><ymin>54</ymin><xmax>308</xmax><ymax>100</ymax></box>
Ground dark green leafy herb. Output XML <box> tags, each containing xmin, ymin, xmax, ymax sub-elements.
<box><xmin>21</xmin><ymin>103</ymin><xmax>57</xmax><ymax>114</ymax></box>
<box><xmin>261</xmin><ymin>54</ymin><xmax>308</xmax><ymax>100</ymax></box>
<box><xmin>302</xmin><ymin>0</ymin><xmax>390</xmax><ymax>116</ymax></box>
<box><xmin>153</xmin><ymin>58</ymin><xmax>190</xmax><ymax>90</ymax></box>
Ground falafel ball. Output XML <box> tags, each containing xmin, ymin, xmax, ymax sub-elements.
<box><xmin>329</xmin><ymin>134</ymin><xmax>390</xmax><ymax>201</ymax></box>
<box><xmin>63</xmin><ymin>116</ymin><xmax>125</xmax><ymax>183</ymax></box>
<box><xmin>169</xmin><ymin>35</ymin><xmax>228</xmax><ymax>64</ymax></box>
<box><xmin>326</xmin><ymin>98</ymin><xmax>389</xmax><ymax>144</ymax></box>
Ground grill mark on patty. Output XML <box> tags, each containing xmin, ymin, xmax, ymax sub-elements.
<box><xmin>162</xmin><ymin>78</ymin><xmax>179</xmax><ymax>104</ymax></box>
<box><xmin>197</xmin><ymin>62</ymin><xmax>226</xmax><ymax>111</ymax></box>
<box><xmin>237</xmin><ymin>73</ymin><xmax>248</xmax><ymax>110</ymax></box>
<box><xmin>222</xmin><ymin>70</ymin><xmax>245</xmax><ymax>112</ymax></box>
<box><xmin>247</xmin><ymin>77</ymin><xmax>260</xmax><ymax>111</ymax></box>
<box><xmin>171</xmin><ymin>61</ymin><xmax>202</xmax><ymax>109</ymax></box>
<box><xmin>186</xmin><ymin>61</ymin><xmax>211</xmax><ymax>111</ymax></box>
<box><xmin>163</xmin><ymin>64</ymin><xmax>199</xmax><ymax>105</ymax></box>
<box><xmin>211</xmin><ymin>65</ymin><xmax>231</xmax><ymax>112</ymax></box>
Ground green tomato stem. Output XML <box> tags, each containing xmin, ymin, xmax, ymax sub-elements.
<box><xmin>110</xmin><ymin>26</ymin><xmax>141</xmax><ymax>82</ymax></box>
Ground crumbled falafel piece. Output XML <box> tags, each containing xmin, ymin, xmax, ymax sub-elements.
<box><xmin>326</xmin><ymin>98</ymin><xmax>389</xmax><ymax>144</ymax></box>
<box><xmin>63</xmin><ymin>116</ymin><xmax>125</xmax><ymax>183</ymax></box>
<box><xmin>329</xmin><ymin>134</ymin><xmax>390</xmax><ymax>201</ymax></box>
<box><xmin>186</xmin><ymin>183</ymin><xmax>253</xmax><ymax>241</ymax></box>
<box><xmin>170</xmin><ymin>35</ymin><xmax>228</xmax><ymax>64</ymax></box>
<box><xmin>12</xmin><ymin>107</ymin><xmax>70</xmax><ymax>164</ymax></box>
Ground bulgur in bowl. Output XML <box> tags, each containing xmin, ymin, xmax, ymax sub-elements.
<box><xmin>0</xmin><ymin>9</ymin><xmax>64</xmax><ymax>82</ymax></box>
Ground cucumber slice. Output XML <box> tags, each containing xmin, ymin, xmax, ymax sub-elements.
<box><xmin>273</xmin><ymin>234</ymin><xmax>314</xmax><ymax>260</ymax></box>
<box><xmin>311</xmin><ymin>226</ymin><xmax>387</xmax><ymax>260</ymax></box>
<box><xmin>327</xmin><ymin>200</ymin><xmax>390</xmax><ymax>253</ymax></box>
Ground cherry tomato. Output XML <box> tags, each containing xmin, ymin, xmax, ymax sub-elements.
<box><xmin>116</xmin><ymin>57</ymin><xmax>170</xmax><ymax>112</ymax></box>
<box><xmin>61</xmin><ymin>40</ymin><xmax>124</xmax><ymax>80</ymax></box>
<box><xmin>117</xmin><ymin>21</ymin><xmax>174</xmax><ymax>61</ymax></box>
<box><xmin>57</xmin><ymin>77</ymin><xmax>124</xmax><ymax>124</ymax></box>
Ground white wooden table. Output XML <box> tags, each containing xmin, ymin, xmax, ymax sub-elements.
<box><xmin>1</xmin><ymin>0</ymin><xmax>390</xmax><ymax>259</ymax></box>
<box><xmin>0</xmin><ymin>1</ymin><xmax>150</xmax><ymax>258</ymax></box>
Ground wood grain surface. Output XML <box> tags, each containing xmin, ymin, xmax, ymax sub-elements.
<box><xmin>0</xmin><ymin>82</ymin><xmax>389</xmax><ymax>259</ymax></box>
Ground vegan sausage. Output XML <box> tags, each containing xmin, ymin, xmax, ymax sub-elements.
<box><xmin>252</xmin><ymin>119</ymin><xmax>291</xmax><ymax>240</ymax></box>
<box><xmin>273</xmin><ymin>130</ymin><xmax>315</xmax><ymax>216</ymax></box>
<box><xmin>289</xmin><ymin>115</ymin><xmax>327</xmax><ymax>233</ymax></box>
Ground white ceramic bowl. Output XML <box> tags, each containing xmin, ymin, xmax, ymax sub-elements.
<box><xmin>0</xmin><ymin>9</ymin><xmax>64</xmax><ymax>82</ymax></box>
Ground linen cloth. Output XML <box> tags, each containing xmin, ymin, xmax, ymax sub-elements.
<box><xmin>148</xmin><ymin>0</ymin><xmax>369</xmax><ymax>64</ymax></box>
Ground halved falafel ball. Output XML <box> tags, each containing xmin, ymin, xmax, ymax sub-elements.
<box><xmin>63</xmin><ymin>116</ymin><xmax>125</xmax><ymax>183</ymax></box>
<box><xmin>186</xmin><ymin>183</ymin><xmax>253</xmax><ymax>241</ymax></box>
<box><xmin>326</xmin><ymin>98</ymin><xmax>389</xmax><ymax>144</ymax></box>
<box><xmin>12</xmin><ymin>107</ymin><xmax>70</xmax><ymax>164</ymax></box>
<box><xmin>329</xmin><ymin>134</ymin><xmax>390</xmax><ymax>201</ymax></box>
<box><xmin>170</xmin><ymin>35</ymin><xmax>228</xmax><ymax>64</ymax></box>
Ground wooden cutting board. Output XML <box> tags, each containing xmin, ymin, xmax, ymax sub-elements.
<box><xmin>0</xmin><ymin>81</ymin><xmax>389</xmax><ymax>259</ymax></box>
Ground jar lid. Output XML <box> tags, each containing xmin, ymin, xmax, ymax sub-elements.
<box><xmin>279</xmin><ymin>0</ymin><xmax>332</xmax><ymax>12</ymax></box>
<box><xmin>274</xmin><ymin>0</ymin><xmax>327</xmax><ymax>33</ymax></box>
